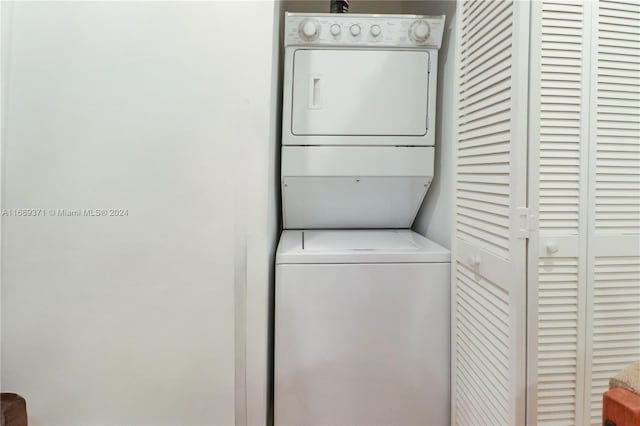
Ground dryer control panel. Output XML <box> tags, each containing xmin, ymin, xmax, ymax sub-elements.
<box><xmin>284</xmin><ymin>13</ymin><xmax>445</xmax><ymax>48</ymax></box>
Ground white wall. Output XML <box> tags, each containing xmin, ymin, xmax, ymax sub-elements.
<box><xmin>282</xmin><ymin>0</ymin><xmax>407</xmax><ymax>14</ymax></box>
<box><xmin>1</xmin><ymin>2</ymin><xmax>278</xmax><ymax>425</ymax></box>
<box><xmin>410</xmin><ymin>0</ymin><xmax>456</xmax><ymax>249</ymax></box>
<box><xmin>245</xmin><ymin>3</ymin><xmax>282</xmax><ymax>425</ymax></box>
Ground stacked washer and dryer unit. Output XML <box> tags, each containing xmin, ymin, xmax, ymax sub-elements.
<box><xmin>275</xmin><ymin>12</ymin><xmax>450</xmax><ymax>426</ymax></box>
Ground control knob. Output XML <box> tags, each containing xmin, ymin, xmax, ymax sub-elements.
<box><xmin>409</xmin><ymin>19</ymin><xmax>431</xmax><ymax>43</ymax></box>
<box><xmin>370</xmin><ymin>24</ymin><xmax>381</xmax><ymax>37</ymax></box>
<box><xmin>299</xmin><ymin>19</ymin><xmax>320</xmax><ymax>41</ymax></box>
<box><xmin>350</xmin><ymin>24</ymin><xmax>361</xmax><ymax>36</ymax></box>
<box><xmin>330</xmin><ymin>24</ymin><xmax>341</xmax><ymax>36</ymax></box>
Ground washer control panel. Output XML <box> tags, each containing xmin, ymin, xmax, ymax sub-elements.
<box><xmin>285</xmin><ymin>13</ymin><xmax>445</xmax><ymax>48</ymax></box>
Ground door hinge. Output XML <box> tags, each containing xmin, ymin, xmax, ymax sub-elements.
<box><xmin>516</xmin><ymin>207</ymin><xmax>537</xmax><ymax>239</ymax></box>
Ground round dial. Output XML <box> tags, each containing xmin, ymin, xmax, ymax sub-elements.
<box><xmin>350</xmin><ymin>24</ymin><xmax>361</xmax><ymax>36</ymax></box>
<box><xmin>299</xmin><ymin>19</ymin><xmax>320</xmax><ymax>41</ymax></box>
<box><xmin>330</xmin><ymin>24</ymin><xmax>341</xmax><ymax>36</ymax></box>
<box><xmin>370</xmin><ymin>24</ymin><xmax>381</xmax><ymax>37</ymax></box>
<box><xmin>409</xmin><ymin>19</ymin><xmax>431</xmax><ymax>43</ymax></box>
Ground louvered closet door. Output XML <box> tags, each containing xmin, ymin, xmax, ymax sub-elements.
<box><xmin>452</xmin><ymin>1</ymin><xmax>529</xmax><ymax>425</ymax></box>
<box><xmin>584</xmin><ymin>1</ymin><xmax>640</xmax><ymax>424</ymax></box>
<box><xmin>527</xmin><ymin>1</ymin><xmax>591</xmax><ymax>425</ymax></box>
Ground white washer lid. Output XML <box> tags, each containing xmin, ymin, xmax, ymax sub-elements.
<box><xmin>276</xmin><ymin>229</ymin><xmax>450</xmax><ymax>264</ymax></box>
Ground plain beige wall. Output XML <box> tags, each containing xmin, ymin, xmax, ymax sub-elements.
<box><xmin>1</xmin><ymin>2</ymin><xmax>280</xmax><ymax>425</ymax></box>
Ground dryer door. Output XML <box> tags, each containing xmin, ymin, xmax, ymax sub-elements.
<box><xmin>290</xmin><ymin>49</ymin><xmax>430</xmax><ymax>137</ymax></box>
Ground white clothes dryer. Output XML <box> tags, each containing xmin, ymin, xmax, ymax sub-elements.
<box><xmin>280</xmin><ymin>13</ymin><xmax>445</xmax><ymax>229</ymax></box>
<box><xmin>275</xmin><ymin>229</ymin><xmax>451</xmax><ymax>426</ymax></box>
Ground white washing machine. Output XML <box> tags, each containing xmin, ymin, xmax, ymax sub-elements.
<box><xmin>276</xmin><ymin>12</ymin><xmax>449</xmax><ymax>426</ymax></box>
<box><xmin>275</xmin><ymin>230</ymin><xmax>450</xmax><ymax>426</ymax></box>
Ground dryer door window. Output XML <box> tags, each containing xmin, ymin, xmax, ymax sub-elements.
<box><xmin>291</xmin><ymin>49</ymin><xmax>430</xmax><ymax>137</ymax></box>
